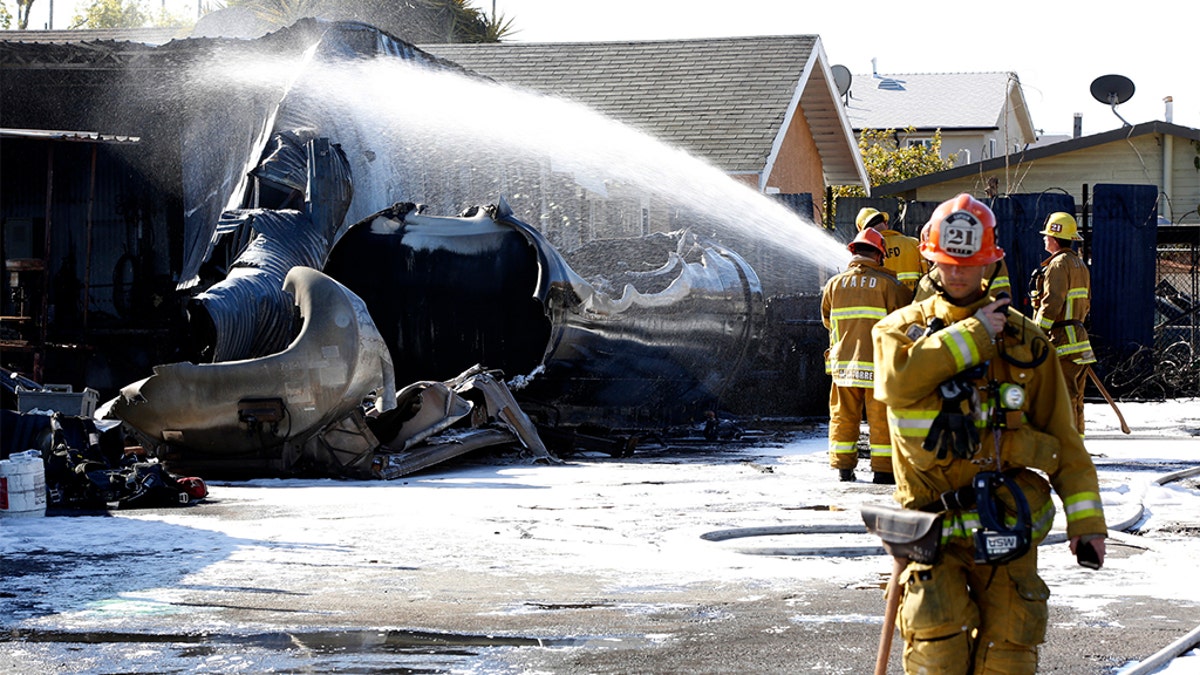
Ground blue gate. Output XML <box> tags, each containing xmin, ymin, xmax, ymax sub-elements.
<box><xmin>1089</xmin><ymin>184</ymin><xmax>1158</xmax><ymax>361</ymax></box>
<box><xmin>987</xmin><ymin>193</ymin><xmax>1077</xmax><ymax>314</ymax></box>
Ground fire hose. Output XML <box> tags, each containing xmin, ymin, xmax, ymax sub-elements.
<box><xmin>700</xmin><ymin>464</ymin><xmax>1200</xmax><ymax>671</ymax></box>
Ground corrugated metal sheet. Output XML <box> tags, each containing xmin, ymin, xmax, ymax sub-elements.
<box><xmin>189</xmin><ymin>137</ymin><xmax>352</xmax><ymax>362</ymax></box>
<box><xmin>177</xmin><ymin>21</ymin><xmax>478</xmax><ymax>289</ymax></box>
<box><xmin>1090</xmin><ymin>184</ymin><xmax>1158</xmax><ymax>357</ymax></box>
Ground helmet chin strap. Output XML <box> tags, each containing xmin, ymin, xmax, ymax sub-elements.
<box><xmin>985</xmin><ymin>263</ymin><xmax>1001</xmax><ymax>290</ymax></box>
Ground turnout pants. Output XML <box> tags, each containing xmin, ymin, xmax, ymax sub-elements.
<box><xmin>828</xmin><ymin>383</ymin><xmax>892</xmax><ymax>473</ymax></box>
<box><xmin>898</xmin><ymin>543</ymin><xmax>1049</xmax><ymax>674</ymax></box>
<box><xmin>897</xmin><ymin>471</ymin><xmax>1056</xmax><ymax>674</ymax></box>
<box><xmin>1060</xmin><ymin>358</ymin><xmax>1088</xmax><ymax>436</ymax></box>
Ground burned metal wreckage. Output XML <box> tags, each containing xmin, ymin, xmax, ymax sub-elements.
<box><xmin>1</xmin><ymin>20</ymin><xmax>829</xmax><ymax>488</ymax></box>
<box><xmin>113</xmin><ymin>128</ymin><xmax>763</xmax><ymax>479</ymax></box>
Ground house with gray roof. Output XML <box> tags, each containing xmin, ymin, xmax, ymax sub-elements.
<box><xmin>843</xmin><ymin>69</ymin><xmax>1037</xmax><ymax>167</ymax></box>
<box><xmin>870</xmin><ymin>119</ymin><xmax>1200</xmax><ymax>226</ymax></box>
<box><xmin>424</xmin><ymin>36</ymin><xmax>868</xmax><ymax>225</ymax></box>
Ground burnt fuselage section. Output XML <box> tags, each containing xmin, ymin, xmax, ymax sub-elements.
<box><xmin>324</xmin><ymin>201</ymin><xmax>764</xmax><ymax>429</ymax></box>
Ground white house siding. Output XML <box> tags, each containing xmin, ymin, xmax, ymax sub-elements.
<box><xmin>889</xmin><ymin>125</ymin><xmax>1030</xmax><ymax>167</ymax></box>
<box><xmin>909</xmin><ymin>133</ymin><xmax>1200</xmax><ymax>224</ymax></box>
<box><xmin>1166</xmin><ymin>139</ymin><xmax>1200</xmax><ymax>223</ymax></box>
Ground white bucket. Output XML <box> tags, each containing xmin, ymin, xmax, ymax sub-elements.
<box><xmin>0</xmin><ymin>449</ymin><xmax>47</xmax><ymax>518</ymax></box>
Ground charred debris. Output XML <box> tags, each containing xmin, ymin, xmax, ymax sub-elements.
<box><xmin>1</xmin><ymin>20</ymin><xmax>830</xmax><ymax>506</ymax></box>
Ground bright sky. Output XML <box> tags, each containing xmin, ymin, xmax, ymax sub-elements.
<box><xmin>491</xmin><ymin>0</ymin><xmax>1196</xmax><ymax>137</ymax></box>
<box><xmin>19</xmin><ymin>0</ymin><xmax>1195</xmax><ymax>137</ymax></box>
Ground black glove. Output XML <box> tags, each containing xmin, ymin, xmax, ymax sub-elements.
<box><xmin>923</xmin><ymin>411</ymin><xmax>980</xmax><ymax>460</ymax></box>
<box><xmin>922</xmin><ymin>378</ymin><xmax>980</xmax><ymax>459</ymax></box>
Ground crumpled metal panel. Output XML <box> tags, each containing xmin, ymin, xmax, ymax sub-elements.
<box><xmin>250</xmin><ymin>129</ymin><xmax>313</xmax><ymax>194</ymax></box>
<box><xmin>187</xmin><ymin>135</ymin><xmax>352</xmax><ymax>361</ymax></box>
<box><xmin>323</xmin><ymin>200</ymin><xmax>764</xmax><ymax>428</ymax></box>
<box><xmin>113</xmin><ymin>266</ymin><xmax>396</xmax><ymax>467</ymax></box>
<box><xmin>366</xmin><ymin>365</ymin><xmax>557</xmax><ymax>479</ymax></box>
<box><xmin>384</xmin><ymin>379</ymin><xmax>475</xmax><ymax>452</ymax></box>
<box><xmin>175</xmin><ymin>18</ymin><xmax>456</xmax><ymax>285</ymax></box>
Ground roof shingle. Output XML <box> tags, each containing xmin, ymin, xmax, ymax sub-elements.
<box><xmin>423</xmin><ymin>36</ymin><xmax>819</xmax><ymax>174</ymax></box>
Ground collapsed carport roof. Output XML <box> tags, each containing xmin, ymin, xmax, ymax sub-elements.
<box><xmin>0</xmin><ymin>19</ymin><xmax>481</xmax><ymax>288</ymax></box>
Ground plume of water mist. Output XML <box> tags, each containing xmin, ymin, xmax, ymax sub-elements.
<box><xmin>324</xmin><ymin>58</ymin><xmax>847</xmax><ymax>265</ymax></box>
<box><xmin>193</xmin><ymin>49</ymin><xmax>852</xmax><ymax>284</ymax></box>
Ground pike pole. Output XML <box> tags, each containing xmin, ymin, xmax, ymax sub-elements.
<box><xmin>875</xmin><ymin>556</ymin><xmax>905</xmax><ymax>675</ymax></box>
<box><xmin>1086</xmin><ymin>367</ymin><xmax>1130</xmax><ymax>434</ymax></box>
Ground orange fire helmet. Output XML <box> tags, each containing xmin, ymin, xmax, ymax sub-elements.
<box><xmin>847</xmin><ymin>227</ymin><xmax>886</xmax><ymax>257</ymax></box>
<box><xmin>919</xmin><ymin>193</ymin><xmax>1004</xmax><ymax>266</ymax></box>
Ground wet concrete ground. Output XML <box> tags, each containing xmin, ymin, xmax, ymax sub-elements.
<box><xmin>2</xmin><ymin>547</ymin><xmax>1191</xmax><ymax>674</ymax></box>
<box><xmin>2</xmin><ymin>428</ymin><xmax>1197</xmax><ymax>673</ymax></box>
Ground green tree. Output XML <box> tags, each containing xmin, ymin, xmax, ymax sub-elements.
<box><xmin>833</xmin><ymin>127</ymin><xmax>955</xmax><ymax>199</ymax></box>
<box><xmin>436</xmin><ymin>0</ymin><xmax>515</xmax><ymax>43</ymax></box>
<box><xmin>1</xmin><ymin>2</ymin><xmax>12</xmax><ymax>29</ymax></box>
<box><xmin>71</xmin><ymin>0</ymin><xmax>151</xmax><ymax>28</ymax></box>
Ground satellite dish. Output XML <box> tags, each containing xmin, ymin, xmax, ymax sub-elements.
<box><xmin>1090</xmin><ymin>74</ymin><xmax>1135</xmax><ymax>127</ymax></box>
<box><xmin>831</xmin><ymin>65</ymin><xmax>852</xmax><ymax>99</ymax></box>
<box><xmin>1090</xmin><ymin>74</ymin><xmax>1135</xmax><ymax>105</ymax></box>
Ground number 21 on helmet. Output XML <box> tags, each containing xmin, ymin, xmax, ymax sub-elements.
<box><xmin>919</xmin><ymin>193</ymin><xmax>1005</xmax><ymax>266</ymax></box>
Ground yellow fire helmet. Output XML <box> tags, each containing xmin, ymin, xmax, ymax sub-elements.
<box><xmin>1040</xmin><ymin>212</ymin><xmax>1083</xmax><ymax>240</ymax></box>
<box><xmin>855</xmin><ymin>207</ymin><xmax>888</xmax><ymax>231</ymax></box>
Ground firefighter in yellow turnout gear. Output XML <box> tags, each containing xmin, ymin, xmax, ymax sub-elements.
<box><xmin>822</xmin><ymin>227</ymin><xmax>913</xmax><ymax>483</ymax></box>
<box><xmin>872</xmin><ymin>194</ymin><xmax>1107</xmax><ymax>674</ymax></box>
<box><xmin>857</xmin><ymin>207</ymin><xmax>930</xmax><ymax>292</ymax></box>
<box><xmin>1030</xmin><ymin>212</ymin><xmax>1096</xmax><ymax>436</ymax></box>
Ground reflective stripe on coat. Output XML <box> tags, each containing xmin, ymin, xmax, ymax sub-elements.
<box><xmin>871</xmin><ymin>293</ymin><xmax>1107</xmax><ymax>541</ymax></box>
<box><xmin>878</xmin><ymin>228</ymin><xmax>929</xmax><ymax>291</ymax></box>
<box><xmin>821</xmin><ymin>257</ymin><xmax>913</xmax><ymax>388</ymax></box>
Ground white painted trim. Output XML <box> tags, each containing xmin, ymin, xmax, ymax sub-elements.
<box><xmin>760</xmin><ymin>37</ymin><xmax>870</xmax><ymax>195</ymax></box>
<box><xmin>1006</xmin><ymin>73</ymin><xmax>1037</xmax><ymax>143</ymax></box>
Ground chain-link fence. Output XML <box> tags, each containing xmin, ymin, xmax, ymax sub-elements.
<box><xmin>1105</xmin><ymin>239</ymin><xmax>1200</xmax><ymax>399</ymax></box>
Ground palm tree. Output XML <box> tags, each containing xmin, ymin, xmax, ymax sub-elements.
<box><xmin>15</xmin><ymin>0</ymin><xmax>36</xmax><ymax>29</ymax></box>
<box><xmin>436</xmin><ymin>0</ymin><xmax>516</xmax><ymax>43</ymax></box>
<box><xmin>220</xmin><ymin>0</ymin><xmax>515</xmax><ymax>42</ymax></box>
<box><xmin>231</xmin><ymin>0</ymin><xmax>325</xmax><ymax>27</ymax></box>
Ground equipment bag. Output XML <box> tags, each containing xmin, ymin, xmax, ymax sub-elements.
<box><xmin>861</xmin><ymin>503</ymin><xmax>943</xmax><ymax>564</ymax></box>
